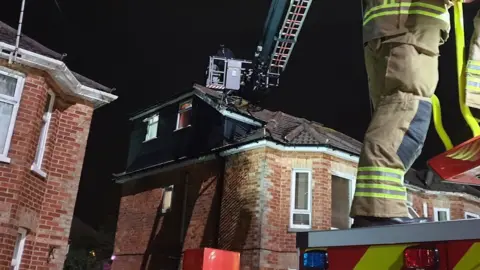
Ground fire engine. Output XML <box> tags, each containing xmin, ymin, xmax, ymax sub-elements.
<box><xmin>203</xmin><ymin>0</ymin><xmax>480</xmax><ymax>269</ymax></box>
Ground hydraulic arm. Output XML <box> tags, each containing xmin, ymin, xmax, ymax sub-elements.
<box><xmin>253</xmin><ymin>0</ymin><xmax>313</xmax><ymax>90</ymax></box>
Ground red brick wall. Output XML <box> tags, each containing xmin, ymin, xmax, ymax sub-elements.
<box><xmin>409</xmin><ymin>189</ymin><xmax>480</xmax><ymax>221</ymax></box>
<box><xmin>0</xmin><ymin>64</ymin><xmax>94</xmax><ymax>269</ymax></box>
<box><xmin>219</xmin><ymin>147</ymin><xmax>357</xmax><ymax>270</ymax></box>
<box><xmin>112</xmin><ymin>159</ymin><xmax>222</xmax><ymax>270</ymax></box>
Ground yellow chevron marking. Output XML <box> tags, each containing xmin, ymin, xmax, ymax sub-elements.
<box><xmin>354</xmin><ymin>244</ymin><xmax>411</xmax><ymax>270</ymax></box>
<box><xmin>454</xmin><ymin>243</ymin><xmax>480</xmax><ymax>270</ymax></box>
<box><xmin>448</xmin><ymin>141</ymin><xmax>480</xmax><ymax>161</ymax></box>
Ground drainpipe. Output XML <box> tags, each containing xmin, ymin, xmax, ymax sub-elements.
<box><xmin>179</xmin><ymin>172</ymin><xmax>189</xmax><ymax>245</ymax></box>
<box><xmin>10</xmin><ymin>0</ymin><xmax>26</xmax><ymax>64</ymax></box>
<box><xmin>215</xmin><ymin>154</ymin><xmax>225</xmax><ymax>248</ymax></box>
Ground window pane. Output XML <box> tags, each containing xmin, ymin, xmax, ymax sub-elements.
<box><xmin>438</xmin><ymin>211</ymin><xmax>448</xmax><ymax>221</ymax></box>
<box><xmin>146</xmin><ymin>121</ymin><xmax>158</xmax><ymax>140</ymax></box>
<box><xmin>12</xmin><ymin>233</ymin><xmax>22</xmax><ymax>258</ymax></box>
<box><xmin>177</xmin><ymin>110</ymin><xmax>192</xmax><ymax>129</ymax></box>
<box><xmin>295</xmin><ymin>172</ymin><xmax>309</xmax><ymax>210</ymax></box>
<box><xmin>293</xmin><ymin>213</ymin><xmax>310</xmax><ymax>226</ymax></box>
<box><xmin>331</xmin><ymin>175</ymin><xmax>350</xmax><ymax>229</ymax></box>
<box><xmin>179</xmin><ymin>100</ymin><xmax>192</xmax><ymax>111</ymax></box>
<box><xmin>0</xmin><ymin>101</ymin><xmax>14</xmax><ymax>153</ymax></box>
<box><xmin>33</xmin><ymin>120</ymin><xmax>47</xmax><ymax>165</ymax></box>
<box><xmin>149</xmin><ymin>114</ymin><xmax>159</xmax><ymax>124</ymax></box>
<box><xmin>0</xmin><ymin>73</ymin><xmax>17</xmax><ymax>97</ymax></box>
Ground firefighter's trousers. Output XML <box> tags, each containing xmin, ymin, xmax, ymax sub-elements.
<box><xmin>350</xmin><ymin>28</ymin><xmax>444</xmax><ymax>218</ymax></box>
<box><xmin>466</xmin><ymin>10</ymin><xmax>480</xmax><ymax>109</ymax></box>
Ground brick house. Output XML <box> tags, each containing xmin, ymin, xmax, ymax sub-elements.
<box><xmin>0</xmin><ymin>21</ymin><xmax>117</xmax><ymax>269</ymax></box>
<box><xmin>112</xmin><ymin>84</ymin><xmax>480</xmax><ymax>270</ymax></box>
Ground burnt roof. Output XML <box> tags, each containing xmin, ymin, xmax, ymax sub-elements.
<box><xmin>405</xmin><ymin>169</ymin><xmax>480</xmax><ymax>198</ymax></box>
<box><xmin>192</xmin><ymin>84</ymin><xmax>362</xmax><ymax>155</ymax></box>
<box><xmin>0</xmin><ymin>21</ymin><xmax>113</xmax><ymax>93</ymax></box>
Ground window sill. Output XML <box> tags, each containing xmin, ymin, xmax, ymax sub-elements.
<box><xmin>30</xmin><ymin>165</ymin><xmax>47</xmax><ymax>179</ymax></box>
<box><xmin>287</xmin><ymin>227</ymin><xmax>312</xmax><ymax>233</ymax></box>
<box><xmin>174</xmin><ymin>125</ymin><xmax>191</xmax><ymax>132</ymax></box>
<box><xmin>143</xmin><ymin>136</ymin><xmax>157</xmax><ymax>143</ymax></box>
<box><xmin>0</xmin><ymin>155</ymin><xmax>11</xmax><ymax>164</ymax></box>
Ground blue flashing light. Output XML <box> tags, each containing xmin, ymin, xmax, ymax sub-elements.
<box><xmin>303</xmin><ymin>251</ymin><xmax>328</xmax><ymax>269</ymax></box>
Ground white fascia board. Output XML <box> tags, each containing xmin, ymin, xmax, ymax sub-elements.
<box><xmin>220</xmin><ymin>109</ymin><xmax>263</xmax><ymax>127</ymax></box>
<box><xmin>0</xmin><ymin>42</ymin><xmax>117</xmax><ymax>109</ymax></box>
<box><xmin>219</xmin><ymin>139</ymin><xmax>359</xmax><ymax>163</ymax></box>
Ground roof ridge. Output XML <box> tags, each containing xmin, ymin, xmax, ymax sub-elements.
<box><xmin>303</xmin><ymin>121</ymin><xmax>328</xmax><ymax>144</ymax></box>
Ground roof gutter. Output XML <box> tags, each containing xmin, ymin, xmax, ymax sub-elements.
<box><xmin>0</xmin><ymin>41</ymin><xmax>117</xmax><ymax>109</ymax></box>
<box><xmin>113</xmin><ymin>138</ymin><xmax>359</xmax><ymax>184</ymax></box>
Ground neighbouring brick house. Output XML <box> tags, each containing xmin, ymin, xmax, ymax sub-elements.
<box><xmin>0</xmin><ymin>21</ymin><xmax>117</xmax><ymax>269</ymax></box>
<box><xmin>112</xmin><ymin>84</ymin><xmax>480</xmax><ymax>270</ymax></box>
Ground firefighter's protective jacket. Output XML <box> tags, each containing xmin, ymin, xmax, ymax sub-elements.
<box><xmin>362</xmin><ymin>0</ymin><xmax>452</xmax><ymax>45</ymax></box>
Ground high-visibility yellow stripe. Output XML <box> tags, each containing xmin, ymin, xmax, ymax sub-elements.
<box><xmin>364</xmin><ymin>10</ymin><xmax>448</xmax><ymax>26</ymax></box>
<box><xmin>453</xmin><ymin>243</ymin><xmax>480</xmax><ymax>270</ymax></box>
<box><xmin>357</xmin><ymin>175</ymin><xmax>403</xmax><ymax>184</ymax></box>
<box><xmin>363</xmin><ymin>2</ymin><xmax>448</xmax><ymax>26</ymax></box>
<box><xmin>356</xmin><ymin>183</ymin><xmax>406</xmax><ymax>192</ymax></box>
<box><xmin>467</xmin><ymin>69</ymin><xmax>480</xmax><ymax>75</ymax></box>
<box><xmin>354</xmin><ymin>244</ymin><xmax>412</xmax><ymax>270</ymax></box>
<box><xmin>364</xmin><ymin>2</ymin><xmax>446</xmax><ymax>19</ymax></box>
<box><xmin>358</xmin><ymin>167</ymin><xmax>403</xmax><ymax>175</ymax></box>
<box><xmin>354</xmin><ymin>192</ymin><xmax>406</xmax><ymax>200</ymax></box>
<box><xmin>467</xmin><ymin>76</ymin><xmax>480</xmax><ymax>83</ymax></box>
<box><xmin>469</xmin><ymin>60</ymin><xmax>480</xmax><ymax>66</ymax></box>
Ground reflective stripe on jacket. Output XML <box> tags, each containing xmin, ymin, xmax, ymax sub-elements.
<box><xmin>362</xmin><ymin>0</ymin><xmax>452</xmax><ymax>44</ymax></box>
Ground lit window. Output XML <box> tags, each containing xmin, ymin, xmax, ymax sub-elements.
<box><xmin>465</xmin><ymin>212</ymin><xmax>479</xmax><ymax>219</ymax></box>
<box><xmin>161</xmin><ymin>185</ymin><xmax>174</xmax><ymax>213</ymax></box>
<box><xmin>31</xmin><ymin>91</ymin><xmax>55</xmax><ymax>177</ymax></box>
<box><xmin>290</xmin><ymin>169</ymin><xmax>312</xmax><ymax>229</ymax></box>
<box><xmin>433</xmin><ymin>208</ymin><xmax>450</xmax><ymax>221</ymax></box>
<box><xmin>176</xmin><ymin>99</ymin><xmax>192</xmax><ymax>130</ymax></box>
<box><xmin>10</xmin><ymin>228</ymin><xmax>27</xmax><ymax>270</ymax></box>
<box><xmin>144</xmin><ymin>114</ymin><xmax>159</xmax><ymax>142</ymax></box>
<box><xmin>0</xmin><ymin>68</ymin><xmax>25</xmax><ymax>163</ymax></box>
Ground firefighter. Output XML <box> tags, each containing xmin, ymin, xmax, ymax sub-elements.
<box><xmin>350</xmin><ymin>0</ymin><xmax>478</xmax><ymax>228</ymax></box>
<box><xmin>466</xmin><ymin>9</ymin><xmax>480</xmax><ymax>109</ymax></box>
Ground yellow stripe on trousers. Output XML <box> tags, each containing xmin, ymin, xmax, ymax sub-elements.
<box><xmin>454</xmin><ymin>243</ymin><xmax>480</xmax><ymax>270</ymax></box>
<box><xmin>354</xmin><ymin>244</ymin><xmax>413</xmax><ymax>270</ymax></box>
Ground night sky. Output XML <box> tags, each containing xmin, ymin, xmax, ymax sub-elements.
<box><xmin>2</xmin><ymin>0</ymin><xmax>480</xmax><ymax>228</ymax></box>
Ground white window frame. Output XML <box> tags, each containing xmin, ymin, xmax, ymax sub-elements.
<box><xmin>0</xmin><ymin>68</ymin><xmax>25</xmax><ymax>164</ymax></box>
<box><xmin>433</xmin><ymin>207</ymin><xmax>451</xmax><ymax>222</ymax></box>
<box><xmin>330</xmin><ymin>171</ymin><xmax>356</xmax><ymax>230</ymax></box>
<box><xmin>143</xmin><ymin>113</ymin><xmax>159</xmax><ymax>142</ymax></box>
<box><xmin>31</xmin><ymin>91</ymin><xmax>55</xmax><ymax>178</ymax></box>
<box><xmin>175</xmin><ymin>99</ymin><xmax>192</xmax><ymax>131</ymax></box>
<box><xmin>10</xmin><ymin>227</ymin><xmax>27</xmax><ymax>270</ymax></box>
<box><xmin>290</xmin><ymin>169</ymin><xmax>312</xmax><ymax>230</ymax></box>
<box><xmin>423</xmin><ymin>202</ymin><xmax>428</xmax><ymax>218</ymax></box>
<box><xmin>464</xmin><ymin>212</ymin><xmax>480</xmax><ymax>219</ymax></box>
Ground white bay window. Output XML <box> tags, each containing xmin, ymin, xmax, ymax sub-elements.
<box><xmin>290</xmin><ymin>169</ymin><xmax>312</xmax><ymax>229</ymax></box>
<box><xmin>0</xmin><ymin>68</ymin><xmax>25</xmax><ymax>163</ymax></box>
